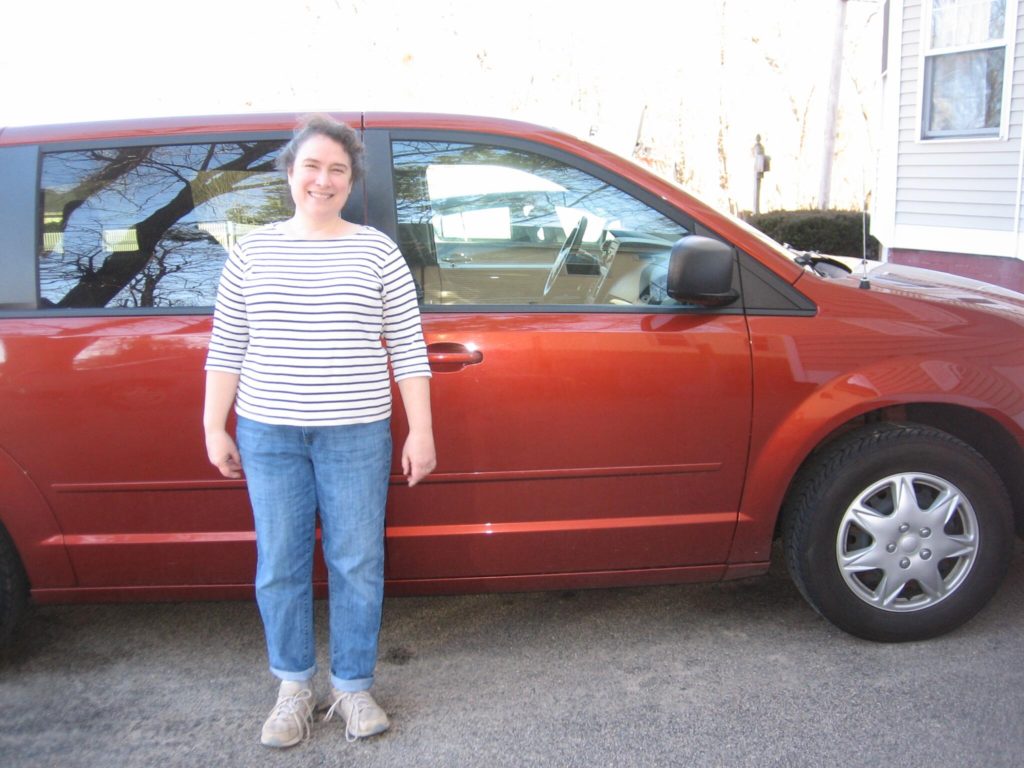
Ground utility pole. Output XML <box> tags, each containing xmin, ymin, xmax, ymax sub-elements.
<box><xmin>819</xmin><ymin>0</ymin><xmax>848</xmax><ymax>209</ymax></box>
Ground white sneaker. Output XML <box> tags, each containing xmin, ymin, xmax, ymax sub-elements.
<box><xmin>260</xmin><ymin>680</ymin><xmax>315</xmax><ymax>748</ymax></box>
<box><xmin>323</xmin><ymin>689</ymin><xmax>390</xmax><ymax>741</ymax></box>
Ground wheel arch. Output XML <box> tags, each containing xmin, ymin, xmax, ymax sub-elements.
<box><xmin>0</xmin><ymin>444</ymin><xmax>76</xmax><ymax>591</ymax></box>
<box><xmin>900</xmin><ymin>403</ymin><xmax>1024</xmax><ymax>537</ymax></box>
<box><xmin>730</xmin><ymin>393</ymin><xmax>1024</xmax><ymax>564</ymax></box>
<box><xmin>773</xmin><ymin>403</ymin><xmax>1024</xmax><ymax>538</ymax></box>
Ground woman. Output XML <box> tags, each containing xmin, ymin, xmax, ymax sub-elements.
<box><xmin>203</xmin><ymin>114</ymin><xmax>435</xmax><ymax>747</ymax></box>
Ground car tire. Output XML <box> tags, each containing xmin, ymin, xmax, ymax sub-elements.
<box><xmin>0</xmin><ymin>523</ymin><xmax>28</xmax><ymax>645</ymax></box>
<box><xmin>782</xmin><ymin>423</ymin><xmax>1014</xmax><ymax>642</ymax></box>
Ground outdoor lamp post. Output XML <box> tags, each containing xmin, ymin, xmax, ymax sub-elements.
<box><xmin>753</xmin><ymin>134</ymin><xmax>770</xmax><ymax>214</ymax></box>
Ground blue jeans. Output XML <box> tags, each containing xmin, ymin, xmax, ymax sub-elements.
<box><xmin>236</xmin><ymin>415</ymin><xmax>391</xmax><ymax>693</ymax></box>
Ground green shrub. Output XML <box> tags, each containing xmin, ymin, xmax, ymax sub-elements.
<box><xmin>744</xmin><ymin>210</ymin><xmax>879</xmax><ymax>260</ymax></box>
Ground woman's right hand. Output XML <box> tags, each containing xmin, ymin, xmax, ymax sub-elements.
<box><xmin>206</xmin><ymin>429</ymin><xmax>243</xmax><ymax>479</ymax></box>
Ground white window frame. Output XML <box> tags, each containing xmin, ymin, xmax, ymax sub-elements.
<box><xmin>919</xmin><ymin>0</ymin><xmax>1018</xmax><ymax>140</ymax></box>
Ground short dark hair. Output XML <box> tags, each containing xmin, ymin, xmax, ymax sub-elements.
<box><xmin>276</xmin><ymin>113</ymin><xmax>365</xmax><ymax>183</ymax></box>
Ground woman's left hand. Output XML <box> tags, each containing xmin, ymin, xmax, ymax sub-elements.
<box><xmin>402</xmin><ymin>429</ymin><xmax>436</xmax><ymax>487</ymax></box>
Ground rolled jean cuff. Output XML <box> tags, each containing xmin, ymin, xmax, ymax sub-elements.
<box><xmin>272</xmin><ymin>664</ymin><xmax>316</xmax><ymax>683</ymax></box>
<box><xmin>331</xmin><ymin>673</ymin><xmax>374</xmax><ymax>693</ymax></box>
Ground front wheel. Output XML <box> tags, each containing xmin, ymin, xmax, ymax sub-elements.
<box><xmin>782</xmin><ymin>424</ymin><xmax>1014</xmax><ymax>642</ymax></box>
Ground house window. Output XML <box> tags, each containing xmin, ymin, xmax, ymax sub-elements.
<box><xmin>922</xmin><ymin>0</ymin><xmax>1010</xmax><ymax>139</ymax></box>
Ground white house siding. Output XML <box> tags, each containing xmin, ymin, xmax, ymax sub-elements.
<box><xmin>876</xmin><ymin>0</ymin><xmax>1024</xmax><ymax>290</ymax></box>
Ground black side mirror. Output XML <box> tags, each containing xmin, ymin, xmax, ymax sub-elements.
<box><xmin>667</xmin><ymin>236</ymin><xmax>740</xmax><ymax>307</ymax></box>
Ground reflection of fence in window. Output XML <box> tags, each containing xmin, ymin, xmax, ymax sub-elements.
<box><xmin>197</xmin><ymin>220</ymin><xmax>263</xmax><ymax>254</ymax></box>
<box><xmin>42</xmin><ymin>232</ymin><xmax>64</xmax><ymax>254</ymax></box>
<box><xmin>102</xmin><ymin>228</ymin><xmax>140</xmax><ymax>252</ymax></box>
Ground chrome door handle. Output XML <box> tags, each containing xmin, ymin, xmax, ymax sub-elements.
<box><xmin>426</xmin><ymin>342</ymin><xmax>484</xmax><ymax>371</ymax></box>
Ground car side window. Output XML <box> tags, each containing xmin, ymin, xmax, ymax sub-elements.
<box><xmin>39</xmin><ymin>140</ymin><xmax>287</xmax><ymax>309</ymax></box>
<box><xmin>392</xmin><ymin>140</ymin><xmax>691</xmax><ymax>307</ymax></box>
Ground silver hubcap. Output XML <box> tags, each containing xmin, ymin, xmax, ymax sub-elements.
<box><xmin>836</xmin><ymin>472</ymin><xmax>978</xmax><ymax>612</ymax></box>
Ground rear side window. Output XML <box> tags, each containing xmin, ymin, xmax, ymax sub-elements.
<box><xmin>39</xmin><ymin>140</ymin><xmax>286</xmax><ymax>309</ymax></box>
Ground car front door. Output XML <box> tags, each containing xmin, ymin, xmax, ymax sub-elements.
<box><xmin>371</xmin><ymin>132</ymin><xmax>753</xmax><ymax>587</ymax></box>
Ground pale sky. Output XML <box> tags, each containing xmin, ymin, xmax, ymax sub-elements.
<box><xmin>1</xmin><ymin>0</ymin><xmax>882</xmax><ymax>211</ymax></box>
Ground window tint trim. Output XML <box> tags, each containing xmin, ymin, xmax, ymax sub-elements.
<box><xmin>417</xmin><ymin>303</ymin><xmax>746</xmax><ymax>316</ymax></box>
<box><xmin>363</xmin><ymin>129</ymin><xmax>398</xmax><ymax>242</ymax></box>
<box><xmin>36</xmin><ymin>130</ymin><xmax>294</xmax><ymax>154</ymax></box>
<box><xmin>738</xmin><ymin>253</ymin><xmax>817</xmax><ymax>316</ymax></box>
<box><xmin>0</xmin><ymin>145</ymin><xmax>40</xmax><ymax>309</ymax></box>
<box><xmin>0</xmin><ymin>306</ymin><xmax>215</xmax><ymax>319</ymax></box>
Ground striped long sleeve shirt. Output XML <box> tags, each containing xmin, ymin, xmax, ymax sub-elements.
<box><xmin>205</xmin><ymin>224</ymin><xmax>431</xmax><ymax>426</ymax></box>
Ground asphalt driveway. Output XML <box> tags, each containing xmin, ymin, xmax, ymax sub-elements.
<box><xmin>2</xmin><ymin>541</ymin><xmax>1022</xmax><ymax>768</ymax></box>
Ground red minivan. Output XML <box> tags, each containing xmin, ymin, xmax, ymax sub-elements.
<box><xmin>0</xmin><ymin>113</ymin><xmax>1021</xmax><ymax>643</ymax></box>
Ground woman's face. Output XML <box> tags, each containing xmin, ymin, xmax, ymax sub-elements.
<box><xmin>287</xmin><ymin>133</ymin><xmax>354</xmax><ymax>222</ymax></box>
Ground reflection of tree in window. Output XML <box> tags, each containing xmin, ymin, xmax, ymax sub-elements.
<box><xmin>39</xmin><ymin>141</ymin><xmax>287</xmax><ymax>308</ymax></box>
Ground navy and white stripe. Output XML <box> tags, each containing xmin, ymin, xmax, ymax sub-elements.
<box><xmin>205</xmin><ymin>223</ymin><xmax>430</xmax><ymax>426</ymax></box>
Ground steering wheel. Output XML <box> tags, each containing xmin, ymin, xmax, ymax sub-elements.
<box><xmin>542</xmin><ymin>217</ymin><xmax>587</xmax><ymax>298</ymax></box>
